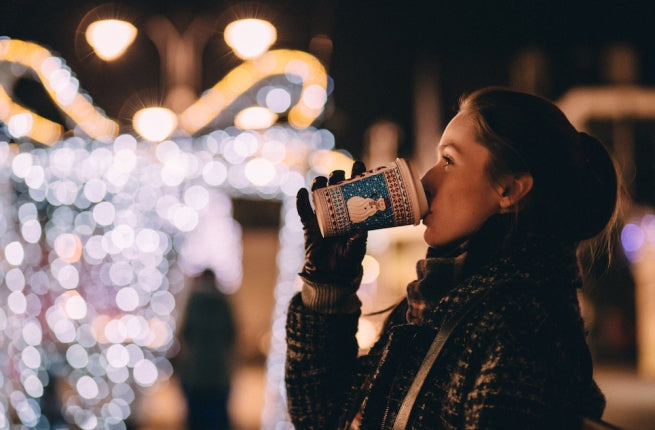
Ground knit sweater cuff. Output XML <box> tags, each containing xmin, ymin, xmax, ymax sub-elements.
<box><xmin>299</xmin><ymin>272</ymin><xmax>362</xmax><ymax>314</ymax></box>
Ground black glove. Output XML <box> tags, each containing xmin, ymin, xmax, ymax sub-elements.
<box><xmin>296</xmin><ymin>161</ymin><xmax>368</xmax><ymax>284</ymax></box>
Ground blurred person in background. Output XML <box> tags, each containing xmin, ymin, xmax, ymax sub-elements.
<box><xmin>285</xmin><ymin>87</ymin><xmax>622</xmax><ymax>429</ymax></box>
<box><xmin>175</xmin><ymin>269</ymin><xmax>237</xmax><ymax>430</ymax></box>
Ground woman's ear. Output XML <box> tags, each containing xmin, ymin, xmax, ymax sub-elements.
<box><xmin>498</xmin><ymin>173</ymin><xmax>533</xmax><ymax>212</ymax></box>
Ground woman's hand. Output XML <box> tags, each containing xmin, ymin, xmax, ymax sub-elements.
<box><xmin>296</xmin><ymin>161</ymin><xmax>368</xmax><ymax>284</ymax></box>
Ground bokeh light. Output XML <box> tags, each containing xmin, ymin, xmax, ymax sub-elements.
<box><xmin>622</xmin><ymin>213</ymin><xmax>655</xmax><ymax>262</ymax></box>
<box><xmin>133</xmin><ymin>108</ymin><xmax>178</xmax><ymax>142</ymax></box>
<box><xmin>0</xmin><ymin>33</ymin><xmax>335</xmax><ymax>429</ymax></box>
<box><xmin>361</xmin><ymin>255</ymin><xmax>381</xmax><ymax>284</ymax></box>
<box><xmin>0</xmin><ymin>38</ymin><xmax>119</xmax><ymax>144</ymax></box>
<box><xmin>224</xmin><ymin>19</ymin><xmax>277</xmax><ymax>59</ymax></box>
<box><xmin>0</xmin><ymin>119</ymin><xmax>337</xmax><ymax>427</ymax></box>
<box><xmin>85</xmin><ymin>19</ymin><xmax>138</xmax><ymax>61</ymax></box>
<box><xmin>235</xmin><ymin>106</ymin><xmax>278</xmax><ymax>130</ymax></box>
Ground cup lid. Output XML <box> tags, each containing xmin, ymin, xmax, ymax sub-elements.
<box><xmin>395</xmin><ymin>158</ymin><xmax>428</xmax><ymax>224</ymax></box>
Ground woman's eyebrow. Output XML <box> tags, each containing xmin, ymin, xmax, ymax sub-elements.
<box><xmin>438</xmin><ymin>142</ymin><xmax>462</xmax><ymax>155</ymax></box>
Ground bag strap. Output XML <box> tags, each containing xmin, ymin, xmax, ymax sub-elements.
<box><xmin>392</xmin><ymin>288</ymin><xmax>493</xmax><ymax>429</ymax></box>
<box><xmin>391</xmin><ymin>285</ymin><xmax>624</xmax><ymax>430</ymax></box>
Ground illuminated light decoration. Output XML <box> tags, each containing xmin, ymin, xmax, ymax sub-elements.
<box><xmin>356</xmin><ymin>318</ymin><xmax>378</xmax><ymax>351</ymax></box>
<box><xmin>0</xmin><ymin>135</ymin><xmax>246</xmax><ymax>428</ymax></box>
<box><xmin>621</xmin><ymin>212</ymin><xmax>655</xmax><ymax>378</ymax></box>
<box><xmin>85</xmin><ymin>20</ymin><xmax>138</xmax><ymax>61</ymax></box>
<box><xmin>133</xmin><ymin>107</ymin><xmax>178</xmax><ymax>141</ymax></box>
<box><xmin>622</xmin><ymin>222</ymin><xmax>645</xmax><ymax>260</ymax></box>
<box><xmin>361</xmin><ymin>255</ymin><xmax>381</xmax><ymax>285</ymax></box>
<box><xmin>621</xmin><ymin>214</ymin><xmax>655</xmax><ymax>263</ymax></box>
<box><xmin>0</xmin><ymin>123</ymin><xmax>345</xmax><ymax>428</ymax></box>
<box><xmin>1</xmin><ymin>40</ymin><xmax>327</xmax><ymax>146</ymax></box>
<box><xmin>224</xmin><ymin>18</ymin><xmax>277</xmax><ymax>60</ymax></box>
<box><xmin>235</xmin><ymin>106</ymin><xmax>278</xmax><ymax>130</ymax></box>
<box><xmin>0</xmin><ymin>36</ymin><xmax>333</xmax><ymax>428</ymax></box>
<box><xmin>179</xmin><ymin>49</ymin><xmax>328</xmax><ymax>133</ymax></box>
<box><xmin>0</xmin><ymin>39</ymin><xmax>119</xmax><ymax>144</ymax></box>
<box><xmin>0</xmin><ymin>85</ymin><xmax>63</xmax><ymax>144</ymax></box>
<box><xmin>260</xmin><ymin>86</ymin><xmax>292</xmax><ymax>113</ymax></box>
<box><xmin>309</xmin><ymin>148</ymin><xmax>354</xmax><ymax>175</ymax></box>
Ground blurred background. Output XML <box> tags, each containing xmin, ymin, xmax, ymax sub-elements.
<box><xmin>1</xmin><ymin>0</ymin><xmax>655</xmax><ymax>429</ymax></box>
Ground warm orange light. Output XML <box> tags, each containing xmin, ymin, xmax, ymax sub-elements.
<box><xmin>86</xmin><ymin>19</ymin><xmax>138</xmax><ymax>61</ymax></box>
<box><xmin>361</xmin><ymin>255</ymin><xmax>381</xmax><ymax>284</ymax></box>
<box><xmin>234</xmin><ymin>106</ymin><xmax>277</xmax><ymax>130</ymax></box>
<box><xmin>1</xmin><ymin>39</ymin><xmax>327</xmax><ymax>143</ymax></box>
<box><xmin>133</xmin><ymin>107</ymin><xmax>178</xmax><ymax>142</ymax></box>
<box><xmin>224</xmin><ymin>19</ymin><xmax>277</xmax><ymax>59</ymax></box>
<box><xmin>0</xmin><ymin>38</ymin><xmax>119</xmax><ymax>144</ymax></box>
<box><xmin>179</xmin><ymin>49</ymin><xmax>328</xmax><ymax>134</ymax></box>
<box><xmin>309</xmin><ymin>150</ymin><xmax>354</xmax><ymax>176</ymax></box>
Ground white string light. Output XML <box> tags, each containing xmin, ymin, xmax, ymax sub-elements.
<box><xmin>0</xmin><ymin>33</ymin><xmax>337</xmax><ymax>429</ymax></box>
<box><xmin>0</xmin><ymin>122</ymin><xmax>337</xmax><ymax>428</ymax></box>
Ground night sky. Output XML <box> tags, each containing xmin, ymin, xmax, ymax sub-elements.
<box><xmin>2</xmin><ymin>0</ymin><xmax>655</xmax><ymax>157</ymax></box>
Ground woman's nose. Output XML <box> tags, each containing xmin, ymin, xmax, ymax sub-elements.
<box><xmin>420</xmin><ymin>167</ymin><xmax>436</xmax><ymax>190</ymax></box>
<box><xmin>421</xmin><ymin>168</ymin><xmax>438</xmax><ymax>199</ymax></box>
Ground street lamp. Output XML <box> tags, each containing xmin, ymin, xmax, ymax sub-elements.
<box><xmin>84</xmin><ymin>13</ymin><xmax>215</xmax><ymax>112</ymax></box>
<box><xmin>224</xmin><ymin>18</ymin><xmax>277</xmax><ymax>59</ymax></box>
<box><xmin>84</xmin><ymin>19</ymin><xmax>137</xmax><ymax>61</ymax></box>
<box><xmin>133</xmin><ymin>107</ymin><xmax>178</xmax><ymax>141</ymax></box>
<box><xmin>84</xmin><ymin>14</ymin><xmax>283</xmax><ymax>140</ymax></box>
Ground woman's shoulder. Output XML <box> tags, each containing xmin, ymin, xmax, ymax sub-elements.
<box><xmin>477</xmin><ymin>279</ymin><xmax>582</xmax><ymax>337</ymax></box>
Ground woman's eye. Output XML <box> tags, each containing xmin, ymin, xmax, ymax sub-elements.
<box><xmin>442</xmin><ymin>155</ymin><xmax>453</xmax><ymax>165</ymax></box>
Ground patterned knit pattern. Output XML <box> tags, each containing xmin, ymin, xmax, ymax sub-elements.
<box><xmin>406</xmin><ymin>244</ymin><xmax>468</xmax><ymax>324</ymax></box>
<box><xmin>285</xmin><ymin>231</ymin><xmax>606</xmax><ymax>429</ymax></box>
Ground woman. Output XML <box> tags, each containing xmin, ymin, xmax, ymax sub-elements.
<box><xmin>285</xmin><ymin>87</ymin><xmax>620</xmax><ymax>429</ymax></box>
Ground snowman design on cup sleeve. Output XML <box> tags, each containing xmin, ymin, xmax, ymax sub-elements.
<box><xmin>346</xmin><ymin>192</ymin><xmax>391</xmax><ymax>223</ymax></box>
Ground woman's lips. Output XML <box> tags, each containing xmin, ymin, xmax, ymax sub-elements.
<box><xmin>421</xmin><ymin>190</ymin><xmax>432</xmax><ymax>224</ymax></box>
<box><xmin>421</xmin><ymin>210</ymin><xmax>432</xmax><ymax>225</ymax></box>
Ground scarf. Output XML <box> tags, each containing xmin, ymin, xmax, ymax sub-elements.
<box><xmin>405</xmin><ymin>214</ymin><xmax>580</xmax><ymax>325</ymax></box>
<box><xmin>405</xmin><ymin>243</ymin><xmax>468</xmax><ymax>324</ymax></box>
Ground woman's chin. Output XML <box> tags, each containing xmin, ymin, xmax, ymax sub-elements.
<box><xmin>422</xmin><ymin>229</ymin><xmax>437</xmax><ymax>248</ymax></box>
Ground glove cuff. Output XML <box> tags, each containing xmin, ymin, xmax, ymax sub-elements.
<box><xmin>299</xmin><ymin>270</ymin><xmax>362</xmax><ymax>314</ymax></box>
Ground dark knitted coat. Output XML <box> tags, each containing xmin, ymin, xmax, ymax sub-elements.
<box><xmin>285</xmin><ymin>226</ymin><xmax>606</xmax><ymax>429</ymax></box>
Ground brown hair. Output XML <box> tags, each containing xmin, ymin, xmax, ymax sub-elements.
<box><xmin>458</xmin><ymin>87</ymin><xmax>622</xmax><ymax>265</ymax></box>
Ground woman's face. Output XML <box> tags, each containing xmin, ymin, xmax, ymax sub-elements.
<box><xmin>420</xmin><ymin>112</ymin><xmax>505</xmax><ymax>248</ymax></box>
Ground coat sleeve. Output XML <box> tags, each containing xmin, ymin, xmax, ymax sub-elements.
<box><xmin>285</xmin><ymin>293</ymin><xmax>361</xmax><ymax>429</ymax></box>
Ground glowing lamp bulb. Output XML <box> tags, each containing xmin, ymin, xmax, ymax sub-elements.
<box><xmin>224</xmin><ymin>19</ymin><xmax>277</xmax><ymax>59</ymax></box>
<box><xmin>133</xmin><ymin>107</ymin><xmax>178</xmax><ymax>142</ymax></box>
<box><xmin>86</xmin><ymin>19</ymin><xmax>137</xmax><ymax>61</ymax></box>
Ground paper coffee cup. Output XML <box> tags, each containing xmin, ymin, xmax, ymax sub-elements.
<box><xmin>312</xmin><ymin>158</ymin><xmax>428</xmax><ymax>237</ymax></box>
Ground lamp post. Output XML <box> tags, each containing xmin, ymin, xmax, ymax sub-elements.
<box><xmin>84</xmin><ymin>15</ymin><xmax>279</xmax><ymax>141</ymax></box>
<box><xmin>85</xmin><ymin>14</ymin><xmax>214</xmax><ymax>114</ymax></box>
<box><xmin>143</xmin><ymin>15</ymin><xmax>215</xmax><ymax>114</ymax></box>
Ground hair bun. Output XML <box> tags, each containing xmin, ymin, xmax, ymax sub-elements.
<box><xmin>567</xmin><ymin>132</ymin><xmax>618</xmax><ymax>240</ymax></box>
